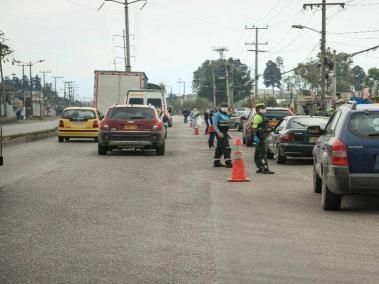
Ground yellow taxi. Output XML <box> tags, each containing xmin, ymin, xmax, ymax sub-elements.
<box><xmin>58</xmin><ymin>107</ymin><xmax>102</xmax><ymax>142</ymax></box>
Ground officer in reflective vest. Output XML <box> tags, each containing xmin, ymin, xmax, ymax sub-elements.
<box><xmin>213</xmin><ymin>104</ymin><xmax>233</xmax><ymax>168</ymax></box>
<box><xmin>252</xmin><ymin>103</ymin><xmax>275</xmax><ymax>174</ymax></box>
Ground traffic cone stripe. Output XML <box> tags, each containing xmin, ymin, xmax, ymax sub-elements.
<box><xmin>228</xmin><ymin>138</ymin><xmax>250</xmax><ymax>182</ymax></box>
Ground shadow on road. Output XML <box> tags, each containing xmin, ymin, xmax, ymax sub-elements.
<box><xmin>107</xmin><ymin>149</ymin><xmax>157</xmax><ymax>156</ymax></box>
<box><xmin>340</xmin><ymin>195</ymin><xmax>379</xmax><ymax>213</ymax></box>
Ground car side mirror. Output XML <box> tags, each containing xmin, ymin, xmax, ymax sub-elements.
<box><xmin>307</xmin><ymin>125</ymin><xmax>322</xmax><ymax>135</ymax></box>
<box><xmin>240</xmin><ymin>116</ymin><xmax>247</xmax><ymax>121</ymax></box>
<box><xmin>99</xmin><ymin>115</ymin><xmax>105</xmax><ymax>120</ymax></box>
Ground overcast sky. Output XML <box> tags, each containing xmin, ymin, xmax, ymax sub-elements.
<box><xmin>1</xmin><ymin>0</ymin><xmax>379</xmax><ymax>99</ymax></box>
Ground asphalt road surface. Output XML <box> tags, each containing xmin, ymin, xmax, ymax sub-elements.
<box><xmin>1</xmin><ymin>116</ymin><xmax>378</xmax><ymax>283</ymax></box>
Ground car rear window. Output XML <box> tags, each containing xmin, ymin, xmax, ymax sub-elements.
<box><xmin>147</xmin><ymin>98</ymin><xmax>162</xmax><ymax>108</ymax></box>
<box><xmin>129</xmin><ymin>98</ymin><xmax>144</xmax><ymax>105</ymax></box>
<box><xmin>107</xmin><ymin>107</ymin><xmax>156</xmax><ymax>120</ymax></box>
<box><xmin>349</xmin><ymin>111</ymin><xmax>379</xmax><ymax>139</ymax></box>
<box><xmin>61</xmin><ymin>109</ymin><xmax>96</xmax><ymax>120</ymax></box>
<box><xmin>289</xmin><ymin>117</ymin><xmax>329</xmax><ymax>130</ymax></box>
<box><xmin>266</xmin><ymin>110</ymin><xmax>292</xmax><ymax>120</ymax></box>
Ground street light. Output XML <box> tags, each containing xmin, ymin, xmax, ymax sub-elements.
<box><xmin>291</xmin><ymin>24</ymin><xmax>326</xmax><ymax>112</ymax></box>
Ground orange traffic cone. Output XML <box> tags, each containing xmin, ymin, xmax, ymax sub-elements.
<box><xmin>228</xmin><ymin>138</ymin><xmax>250</xmax><ymax>182</ymax></box>
<box><xmin>194</xmin><ymin>127</ymin><xmax>200</xmax><ymax>135</ymax></box>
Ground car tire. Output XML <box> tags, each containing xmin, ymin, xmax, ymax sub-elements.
<box><xmin>267</xmin><ymin>148</ymin><xmax>274</xmax><ymax>159</ymax></box>
<box><xmin>98</xmin><ymin>144</ymin><xmax>107</xmax><ymax>155</ymax></box>
<box><xmin>276</xmin><ymin>146</ymin><xmax>286</xmax><ymax>164</ymax></box>
<box><xmin>58</xmin><ymin>136</ymin><xmax>64</xmax><ymax>143</ymax></box>
<box><xmin>156</xmin><ymin>142</ymin><xmax>165</xmax><ymax>156</ymax></box>
<box><xmin>313</xmin><ymin>165</ymin><xmax>322</xmax><ymax>193</ymax></box>
<box><xmin>321</xmin><ymin>176</ymin><xmax>342</xmax><ymax>210</ymax></box>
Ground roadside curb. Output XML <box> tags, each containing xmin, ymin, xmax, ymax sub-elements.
<box><xmin>2</xmin><ymin>128</ymin><xmax>57</xmax><ymax>146</ymax></box>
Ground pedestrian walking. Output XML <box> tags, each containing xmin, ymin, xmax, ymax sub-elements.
<box><xmin>207</xmin><ymin>110</ymin><xmax>216</xmax><ymax>148</ymax></box>
<box><xmin>213</xmin><ymin>104</ymin><xmax>233</xmax><ymax>168</ymax></box>
<box><xmin>191</xmin><ymin>108</ymin><xmax>200</xmax><ymax>131</ymax></box>
<box><xmin>252</xmin><ymin>103</ymin><xmax>275</xmax><ymax>174</ymax></box>
<box><xmin>182</xmin><ymin>108</ymin><xmax>190</xmax><ymax>123</ymax></box>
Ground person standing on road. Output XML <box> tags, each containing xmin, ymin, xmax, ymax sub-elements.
<box><xmin>182</xmin><ymin>109</ymin><xmax>190</xmax><ymax>123</ymax></box>
<box><xmin>207</xmin><ymin>110</ymin><xmax>216</xmax><ymax>148</ymax></box>
<box><xmin>212</xmin><ymin>104</ymin><xmax>233</xmax><ymax>168</ymax></box>
<box><xmin>252</xmin><ymin>103</ymin><xmax>274</xmax><ymax>174</ymax></box>
<box><xmin>191</xmin><ymin>108</ymin><xmax>200</xmax><ymax>131</ymax></box>
<box><xmin>204</xmin><ymin>109</ymin><xmax>210</xmax><ymax>134</ymax></box>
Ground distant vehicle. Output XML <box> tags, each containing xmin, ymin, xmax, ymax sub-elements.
<box><xmin>232</xmin><ymin>109</ymin><xmax>251</xmax><ymax>131</ymax></box>
<box><xmin>58</xmin><ymin>107</ymin><xmax>102</xmax><ymax>142</ymax></box>
<box><xmin>93</xmin><ymin>70</ymin><xmax>147</xmax><ymax>114</ymax></box>
<box><xmin>97</xmin><ymin>104</ymin><xmax>166</xmax><ymax>155</ymax></box>
<box><xmin>312</xmin><ymin>103</ymin><xmax>379</xmax><ymax>210</ymax></box>
<box><xmin>125</xmin><ymin>89</ymin><xmax>172</xmax><ymax>128</ymax></box>
<box><xmin>242</xmin><ymin>107</ymin><xmax>293</xmax><ymax>147</ymax></box>
<box><xmin>266</xmin><ymin>116</ymin><xmax>329</xmax><ymax>163</ymax></box>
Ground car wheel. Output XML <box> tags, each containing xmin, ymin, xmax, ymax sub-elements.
<box><xmin>313</xmin><ymin>165</ymin><xmax>322</xmax><ymax>193</ymax></box>
<box><xmin>98</xmin><ymin>143</ymin><xmax>107</xmax><ymax>155</ymax></box>
<box><xmin>58</xmin><ymin>136</ymin><xmax>64</xmax><ymax>143</ymax></box>
<box><xmin>276</xmin><ymin>146</ymin><xmax>286</xmax><ymax>164</ymax></box>
<box><xmin>156</xmin><ymin>142</ymin><xmax>165</xmax><ymax>156</ymax></box>
<box><xmin>267</xmin><ymin>147</ymin><xmax>274</xmax><ymax>159</ymax></box>
<box><xmin>321</xmin><ymin>175</ymin><xmax>342</xmax><ymax>210</ymax></box>
<box><xmin>246</xmin><ymin>134</ymin><xmax>253</xmax><ymax>147</ymax></box>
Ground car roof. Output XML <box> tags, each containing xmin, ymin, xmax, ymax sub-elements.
<box><xmin>287</xmin><ymin>115</ymin><xmax>329</xmax><ymax>119</ymax></box>
<box><xmin>266</xmin><ymin>107</ymin><xmax>291</xmax><ymax>111</ymax></box>
<box><xmin>356</xmin><ymin>104</ymin><xmax>379</xmax><ymax>111</ymax></box>
<box><xmin>63</xmin><ymin>107</ymin><xmax>97</xmax><ymax>111</ymax></box>
<box><xmin>109</xmin><ymin>104</ymin><xmax>155</xmax><ymax>109</ymax></box>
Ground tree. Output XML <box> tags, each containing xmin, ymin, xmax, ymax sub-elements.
<box><xmin>33</xmin><ymin>75</ymin><xmax>42</xmax><ymax>91</ymax></box>
<box><xmin>351</xmin><ymin>65</ymin><xmax>366</xmax><ymax>91</ymax></box>
<box><xmin>294</xmin><ymin>59</ymin><xmax>320</xmax><ymax>92</ymax></box>
<box><xmin>258</xmin><ymin>96</ymin><xmax>277</xmax><ymax>107</ymax></box>
<box><xmin>263</xmin><ymin>60</ymin><xmax>282</xmax><ymax>94</ymax></box>
<box><xmin>366</xmin><ymin>68</ymin><xmax>379</xmax><ymax>97</ymax></box>
<box><xmin>0</xmin><ymin>31</ymin><xmax>14</xmax><ymax>116</ymax></box>
<box><xmin>193</xmin><ymin>58</ymin><xmax>252</xmax><ymax>105</ymax></box>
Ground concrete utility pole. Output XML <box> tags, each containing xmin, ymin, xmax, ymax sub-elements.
<box><xmin>213</xmin><ymin>47</ymin><xmax>232</xmax><ymax>106</ymax></box>
<box><xmin>332</xmin><ymin>50</ymin><xmax>337</xmax><ymax>110</ymax></box>
<box><xmin>52</xmin><ymin>76</ymin><xmax>63</xmax><ymax>94</ymax></box>
<box><xmin>40</xmin><ymin>71</ymin><xmax>51</xmax><ymax>118</ymax></box>
<box><xmin>101</xmin><ymin>0</ymin><xmax>148</xmax><ymax>72</ymax></box>
<box><xmin>212</xmin><ymin>63</ymin><xmax>217</xmax><ymax>109</ymax></box>
<box><xmin>178</xmin><ymin>79</ymin><xmax>185</xmax><ymax>100</ymax></box>
<box><xmin>113</xmin><ymin>29</ymin><xmax>127</xmax><ymax>71</ymax></box>
<box><xmin>303</xmin><ymin>1</ymin><xmax>345</xmax><ymax>112</ymax></box>
<box><xmin>245</xmin><ymin>26</ymin><xmax>268</xmax><ymax>107</ymax></box>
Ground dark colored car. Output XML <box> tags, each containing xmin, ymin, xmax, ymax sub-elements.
<box><xmin>97</xmin><ymin>105</ymin><xmax>166</xmax><ymax>155</ymax></box>
<box><xmin>242</xmin><ymin>107</ymin><xmax>293</xmax><ymax>147</ymax></box>
<box><xmin>232</xmin><ymin>109</ymin><xmax>251</xmax><ymax>131</ymax></box>
<box><xmin>266</xmin><ymin>116</ymin><xmax>329</xmax><ymax>164</ymax></box>
<box><xmin>312</xmin><ymin>102</ymin><xmax>379</xmax><ymax>210</ymax></box>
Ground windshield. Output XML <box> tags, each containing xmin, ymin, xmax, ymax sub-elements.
<box><xmin>147</xmin><ymin>98</ymin><xmax>162</xmax><ymax>109</ymax></box>
<box><xmin>289</xmin><ymin>117</ymin><xmax>329</xmax><ymax>129</ymax></box>
<box><xmin>61</xmin><ymin>109</ymin><xmax>96</xmax><ymax>120</ymax></box>
<box><xmin>129</xmin><ymin>98</ymin><xmax>144</xmax><ymax>105</ymax></box>
<box><xmin>349</xmin><ymin>112</ymin><xmax>379</xmax><ymax>138</ymax></box>
<box><xmin>107</xmin><ymin>107</ymin><xmax>156</xmax><ymax>120</ymax></box>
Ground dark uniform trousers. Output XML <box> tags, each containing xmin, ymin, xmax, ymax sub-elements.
<box><xmin>214</xmin><ymin>133</ymin><xmax>231</xmax><ymax>161</ymax></box>
<box><xmin>254</xmin><ymin>135</ymin><xmax>269</xmax><ymax>170</ymax></box>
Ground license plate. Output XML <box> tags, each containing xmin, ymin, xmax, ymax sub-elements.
<box><xmin>74</xmin><ymin>122</ymin><xmax>82</xmax><ymax>127</ymax></box>
<box><xmin>309</xmin><ymin>136</ymin><xmax>318</xmax><ymax>143</ymax></box>
<box><xmin>124</xmin><ymin>124</ymin><xmax>137</xmax><ymax>130</ymax></box>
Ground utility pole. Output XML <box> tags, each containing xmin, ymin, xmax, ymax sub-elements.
<box><xmin>178</xmin><ymin>79</ymin><xmax>185</xmax><ymax>100</ymax></box>
<box><xmin>101</xmin><ymin>0</ymin><xmax>148</xmax><ymax>72</ymax></box>
<box><xmin>303</xmin><ymin>1</ymin><xmax>345</xmax><ymax>112</ymax></box>
<box><xmin>332</xmin><ymin>50</ymin><xmax>337</xmax><ymax>110</ymax></box>
<box><xmin>245</xmin><ymin>26</ymin><xmax>268</xmax><ymax>107</ymax></box>
<box><xmin>19</xmin><ymin>63</ymin><xmax>28</xmax><ymax>119</ymax></box>
<box><xmin>212</xmin><ymin>64</ymin><xmax>217</xmax><ymax>109</ymax></box>
<box><xmin>52</xmin><ymin>76</ymin><xmax>63</xmax><ymax>94</ymax></box>
<box><xmin>40</xmin><ymin>71</ymin><xmax>51</xmax><ymax>118</ymax></box>
<box><xmin>114</xmin><ymin>30</ymin><xmax>127</xmax><ymax>71</ymax></box>
<box><xmin>213</xmin><ymin>47</ymin><xmax>232</xmax><ymax>106</ymax></box>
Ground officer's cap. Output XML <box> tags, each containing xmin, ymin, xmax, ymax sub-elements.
<box><xmin>256</xmin><ymin>103</ymin><xmax>266</xmax><ymax>110</ymax></box>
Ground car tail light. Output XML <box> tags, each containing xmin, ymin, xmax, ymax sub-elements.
<box><xmin>59</xmin><ymin>120</ymin><xmax>64</xmax><ymax>127</ymax></box>
<box><xmin>93</xmin><ymin>120</ymin><xmax>99</xmax><ymax>128</ymax></box>
<box><xmin>331</xmin><ymin>139</ymin><xmax>348</xmax><ymax>166</ymax></box>
<box><xmin>281</xmin><ymin>133</ymin><xmax>295</xmax><ymax>142</ymax></box>
<box><xmin>152</xmin><ymin>119</ymin><xmax>163</xmax><ymax>130</ymax></box>
<box><xmin>100</xmin><ymin>120</ymin><xmax>110</xmax><ymax>130</ymax></box>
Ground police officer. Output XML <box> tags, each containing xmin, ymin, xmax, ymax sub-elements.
<box><xmin>213</xmin><ymin>104</ymin><xmax>233</xmax><ymax>168</ymax></box>
<box><xmin>252</xmin><ymin>103</ymin><xmax>275</xmax><ymax>174</ymax></box>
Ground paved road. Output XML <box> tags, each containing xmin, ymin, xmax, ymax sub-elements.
<box><xmin>1</xmin><ymin>116</ymin><xmax>378</xmax><ymax>283</ymax></box>
<box><xmin>1</xmin><ymin>119</ymin><xmax>58</xmax><ymax>136</ymax></box>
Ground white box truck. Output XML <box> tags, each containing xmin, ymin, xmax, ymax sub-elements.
<box><xmin>93</xmin><ymin>71</ymin><xmax>148</xmax><ymax>114</ymax></box>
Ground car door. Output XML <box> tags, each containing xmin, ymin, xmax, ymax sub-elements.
<box><xmin>268</xmin><ymin>118</ymin><xmax>286</xmax><ymax>153</ymax></box>
<box><xmin>316</xmin><ymin>110</ymin><xmax>342</xmax><ymax>175</ymax></box>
